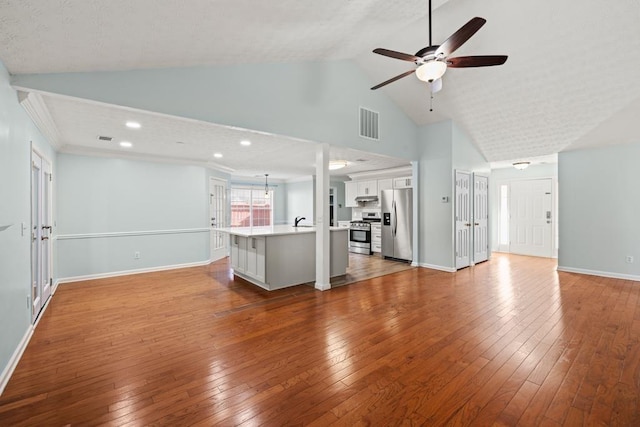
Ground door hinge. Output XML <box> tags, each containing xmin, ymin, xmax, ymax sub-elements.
<box><xmin>49</xmin><ymin>175</ymin><xmax>52</xmax><ymax>182</ymax></box>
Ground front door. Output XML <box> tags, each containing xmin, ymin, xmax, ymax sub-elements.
<box><xmin>455</xmin><ymin>171</ymin><xmax>471</xmax><ymax>269</ymax></box>
<box><xmin>31</xmin><ymin>150</ymin><xmax>53</xmax><ymax>323</ymax></box>
<box><xmin>509</xmin><ymin>178</ymin><xmax>553</xmax><ymax>257</ymax></box>
<box><xmin>209</xmin><ymin>177</ymin><xmax>228</xmax><ymax>262</ymax></box>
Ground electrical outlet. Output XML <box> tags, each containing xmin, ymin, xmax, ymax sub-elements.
<box><xmin>626</xmin><ymin>255</ymin><xmax>634</xmax><ymax>264</ymax></box>
<box><xmin>134</xmin><ymin>251</ymin><xmax>140</xmax><ymax>260</ymax></box>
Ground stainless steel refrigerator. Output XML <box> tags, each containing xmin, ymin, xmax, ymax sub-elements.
<box><xmin>381</xmin><ymin>188</ymin><xmax>413</xmax><ymax>262</ymax></box>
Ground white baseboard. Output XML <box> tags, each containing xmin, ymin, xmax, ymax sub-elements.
<box><xmin>556</xmin><ymin>266</ymin><xmax>640</xmax><ymax>282</ymax></box>
<box><xmin>57</xmin><ymin>260</ymin><xmax>212</xmax><ymax>284</ymax></box>
<box><xmin>419</xmin><ymin>263</ymin><xmax>456</xmax><ymax>273</ymax></box>
<box><xmin>0</xmin><ymin>326</ymin><xmax>34</xmax><ymax>396</ymax></box>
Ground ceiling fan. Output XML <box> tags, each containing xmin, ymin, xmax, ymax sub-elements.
<box><xmin>370</xmin><ymin>0</ymin><xmax>508</xmax><ymax>92</ymax></box>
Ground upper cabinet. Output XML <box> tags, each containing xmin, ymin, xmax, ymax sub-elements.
<box><xmin>393</xmin><ymin>176</ymin><xmax>412</xmax><ymax>189</ymax></box>
<box><xmin>345</xmin><ymin>181</ymin><xmax>358</xmax><ymax>207</ymax></box>
<box><xmin>345</xmin><ymin>172</ymin><xmax>412</xmax><ymax>207</ymax></box>
<box><xmin>357</xmin><ymin>180</ymin><xmax>377</xmax><ymax>197</ymax></box>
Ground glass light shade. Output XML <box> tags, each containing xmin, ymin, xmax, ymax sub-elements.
<box><xmin>415</xmin><ymin>61</ymin><xmax>447</xmax><ymax>82</ymax></box>
<box><xmin>329</xmin><ymin>160</ymin><xmax>348</xmax><ymax>170</ymax></box>
<box><xmin>513</xmin><ymin>161</ymin><xmax>531</xmax><ymax>170</ymax></box>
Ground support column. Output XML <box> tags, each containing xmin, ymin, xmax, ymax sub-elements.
<box><xmin>315</xmin><ymin>143</ymin><xmax>331</xmax><ymax>291</ymax></box>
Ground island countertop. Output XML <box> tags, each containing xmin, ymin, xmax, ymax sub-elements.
<box><xmin>217</xmin><ymin>225</ymin><xmax>346</xmax><ymax>238</ymax></box>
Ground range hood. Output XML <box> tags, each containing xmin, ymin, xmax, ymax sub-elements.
<box><xmin>355</xmin><ymin>195</ymin><xmax>379</xmax><ymax>203</ymax></box>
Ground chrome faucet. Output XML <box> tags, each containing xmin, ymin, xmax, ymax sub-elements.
<box><xmin>294</xmin><ymin>216</ymin><xmax>306</xmax><ymax>227</ymax></box>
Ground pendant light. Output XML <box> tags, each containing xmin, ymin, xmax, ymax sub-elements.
<box><xmin>264</xmin><ymin>174</ymin><xmax>270</xmax><ymax>198</ymax></box>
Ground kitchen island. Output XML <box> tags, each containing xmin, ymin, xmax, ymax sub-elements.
<box><xmin>218</xmin><ymin>225</ymin><xmax>348</xmax><ymax>290</ymax></box>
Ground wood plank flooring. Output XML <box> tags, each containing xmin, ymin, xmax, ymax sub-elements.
<box><xmin>1</xmin><ymin>253</ymin><xmax>640</xmax><ymax>425</ymax></box>
<box><xmin>330</xmin><ymin>252</ymin><xmax>415</xmax><ymax>287</ymax></box>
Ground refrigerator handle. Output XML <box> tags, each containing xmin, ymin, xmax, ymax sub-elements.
<box><xmin>393</xmin><ymin>200</ymin><xmax>398</xmax><ymax>236</ymax></box>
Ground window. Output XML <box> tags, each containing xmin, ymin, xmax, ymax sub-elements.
<box><xmin>230</xmin><ymin>187</ymin><xmax>273</xmax><ymax>227</ymax></box>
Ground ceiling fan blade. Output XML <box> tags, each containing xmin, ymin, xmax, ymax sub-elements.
<box><xmin>435</xmin><ymin>17</ymin><xmax>486</xmax><ymax>57</ymax></box>
<box><xmin>371</xmin><ymin>69</ymin><xmax>416</xmax><ymax>90</ymax></box>
<box><xmin>373</xmin><ymin>48</ymin><xmax>419</xmax><ymax>62</ymax></box>
<box><xmin>447</xmin><ymin>55</ymin><xmax>508</xmax><ymax>68</ymax></box>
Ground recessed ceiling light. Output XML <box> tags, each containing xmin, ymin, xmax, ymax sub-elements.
<box><xmin>329</xmin><ymin>160</ymin><xmax>349</xmax><ymax>170</ymax></box>
<box><xmin>240</xmin><ymin>140</ymin><xmax>251</xmax><ymax>146</ymax></box>
<box><xmin>120</xmin><ymin>141</ymin><xmax>132</xmax><ymax>148</ymax></box>
<box><xmin>214</xmin><ymin>153</ymin><xmax>223</xmax><ymax>158</ymax></box>
<box><xmin>126</xmin><ymin>121</ymin><xmax>141</xmax><ymax>129</ymax></box>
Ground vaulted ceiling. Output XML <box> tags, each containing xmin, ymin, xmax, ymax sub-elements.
<box><xmin>1</xmin><ymin>0</ymin><xmax>639</xmax><ymax>177</ymax></box>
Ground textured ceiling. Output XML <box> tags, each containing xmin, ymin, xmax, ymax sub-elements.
<box><xmin>2</xmin><ymin>0</ymin><xmax>640</xmax><ymax>170</ymax></box>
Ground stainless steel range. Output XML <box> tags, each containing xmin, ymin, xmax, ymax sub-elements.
<box><xmin>349</xmin><ymin>212</ymin><xmax>381</xmax><ymax>255</ymax></box>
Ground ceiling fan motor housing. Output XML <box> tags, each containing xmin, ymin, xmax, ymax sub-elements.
<box><xmin>415</xmin><ymin>45</ymin><xmax>439</xmax><ymax>60</ymax></box>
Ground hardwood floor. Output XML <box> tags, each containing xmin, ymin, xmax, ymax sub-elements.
<box><xmin>1</xmin><ymin>253</ymin><xmax>640</xmax><ymax>425</ymax></box>
<box><xmin>330</xmin><ymin>252</ymin><xmax>415</xmax><ymax>287</ymax></box>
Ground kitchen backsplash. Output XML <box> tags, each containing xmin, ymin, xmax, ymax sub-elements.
<box><xmin>352</xmin><ymin>207</ymin><xmax>381</xmax><ymax>220</ymax></box>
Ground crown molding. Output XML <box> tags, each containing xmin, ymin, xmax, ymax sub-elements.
<box><xmin>16</xmin><ymin>90</ymin><xmax>61</xmax><ymax>149</ymax></box>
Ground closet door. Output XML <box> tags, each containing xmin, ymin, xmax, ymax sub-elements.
<box><xmin>473</xmin><ymin>174</ymin><xmax>489</xmax><ymax>263</ymax></box>
<box><xmin>455</xmin><ymin>171</ymin><xmax>471</xmax><ymax>269</ymax></box>
<box><xmin>31</xmin><ymin>150</ymin><xmax>53</xmax><ymax>323</ymax></box>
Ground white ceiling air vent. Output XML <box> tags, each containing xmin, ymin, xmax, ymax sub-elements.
<box><xmin>359</xmin><ymin>107</ymin><xmax>379</xmax><ymax>141</ymax></box>
<box><xmin>97</xmin><ymin>135</ymin><xmax>113</xmax><ymax>142</ymax></box>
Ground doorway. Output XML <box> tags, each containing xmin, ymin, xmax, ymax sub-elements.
<box><xmin>209</xmin><ymin>177</ymin><xmax>228</xmax><ymax>262</ymax></box>
<box><xmin>504</xmin><ymin>178</ymin><xmax>555</xmax><ymax>258</ymax></box>
<box><xmin>31</xmin><ymin>149</ymin><xmax>53</xmax><ymax>323</ymax></box>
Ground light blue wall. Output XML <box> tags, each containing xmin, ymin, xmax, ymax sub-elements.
<box><xmin>56</xmin><ymin>154</ymin><xmax>214</xmax><ymax>279</ymax></box>
<box><xmin>416</xmin><ymin>121</ymin><xmax>490</xmax><ymax>270</ymax></box>
<box><xmin>12</xmin><ymin>60</ymin><xmax>419</xmax><ymax>161</ymax></box>
<box><xmin>452</xmin><ymin>122</ymin><xmax>489</xmax><ymax>173</ymax></box>
<box><xmin>286</xmin><ymin>179</ymin><xmax>315</xmax><ymax>225</ymax></box>
<box><xmin>558</xmin><ymin>143</ymin><xmax>640</xmax><ymax>278</ymax></box>
<box><xmin>0</xmin><ymin>60</ymin><xmax>56</xmax><ymax>385</ymax></box>
<box><xmin>418</xmin><ymin>120</ymin><xmax>454</xmax><ymax>269</ymax></box>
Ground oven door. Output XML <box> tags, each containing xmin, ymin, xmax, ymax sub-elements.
<box><xmin>349</xmin><ymin>228</ymin><xmax>371</xmax><ymax>244</ymax></box>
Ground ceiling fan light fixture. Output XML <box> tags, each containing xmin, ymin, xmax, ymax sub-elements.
<box><xmin>415</xmin><ymin>60</ymin><xmax>447</xmax><ymax>82</ymax></box>
<box><xmin>513</xmin><ymin>161</ymin><xmax>531</xmax><ymax>170</ymax></box>
<box><xmin>329</xmin><ymin>160</ymin><xmax>348</xmax><ymax>170</ymax></box>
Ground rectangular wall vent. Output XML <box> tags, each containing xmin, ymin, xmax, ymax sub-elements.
<box><xmin>359</xmin><ymin>107</ymin><xmax>379</xmax><ymax>140</ymax></box>
<box><xmin>97</xmin><ymin>135</ymin><xmax>113</xmax><ymax>142</ymax></box>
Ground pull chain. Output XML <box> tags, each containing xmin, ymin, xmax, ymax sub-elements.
<box><xmin>429</xmin><ymin>92</ymin><xmax>434</xmax><ymax>112</ymax></box>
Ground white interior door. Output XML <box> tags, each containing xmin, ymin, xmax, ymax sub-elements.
<box><xmin>209</xmin><ymin>177</ymin><xmax>228</xmax><ymax>262</ymax></box>
<box><xmin>455</xmin><ymin>171</ymin><xmax>471</xmax><ymax>269</ymax></box>
<box><xmin>473</xmin><ymin>174</ymin><xmax>489</xmax><ymax>264</ymax></box>
<box><xmin>509</xmin><ymin>179</ymin><xmax>553</xmax><ymax>257</ymax></box>
<box><xmin>31</xmin><ymin>150</ymin><xmax>53</xmax><ymax>323</ymax></box>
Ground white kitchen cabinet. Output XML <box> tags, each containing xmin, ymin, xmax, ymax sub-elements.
<box><xmin>357</xmin><ymin>180</ymin><xmax>378</xmax><ymax>197</ymax></box>
<box><xmin>245</xmin><ymin>236</ymin><xmax>266</xmax><ymax>283</ymax></box>
<box><xmin>230</xmin><ymin>234</ymin><xmax>247</xmax><ymax>273</ymax></box>
<box><xmin>377</xmin><ymin>178</ymin><xmax>393</xmax><ymax>206</ymax></box>
<box><xmin>345</xmin><ymin>181</ymin><xmax>358</xmax><ymax>207</ymax></box>
<box><xmin>393</xmin><ymin>176</ymin><xmax>412</xmax><ymax>189</ymax></box>
<box><xmin>371</xmin><ymin>223</ymin><xmax>382</xmax><ymax>253</ymax></box>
